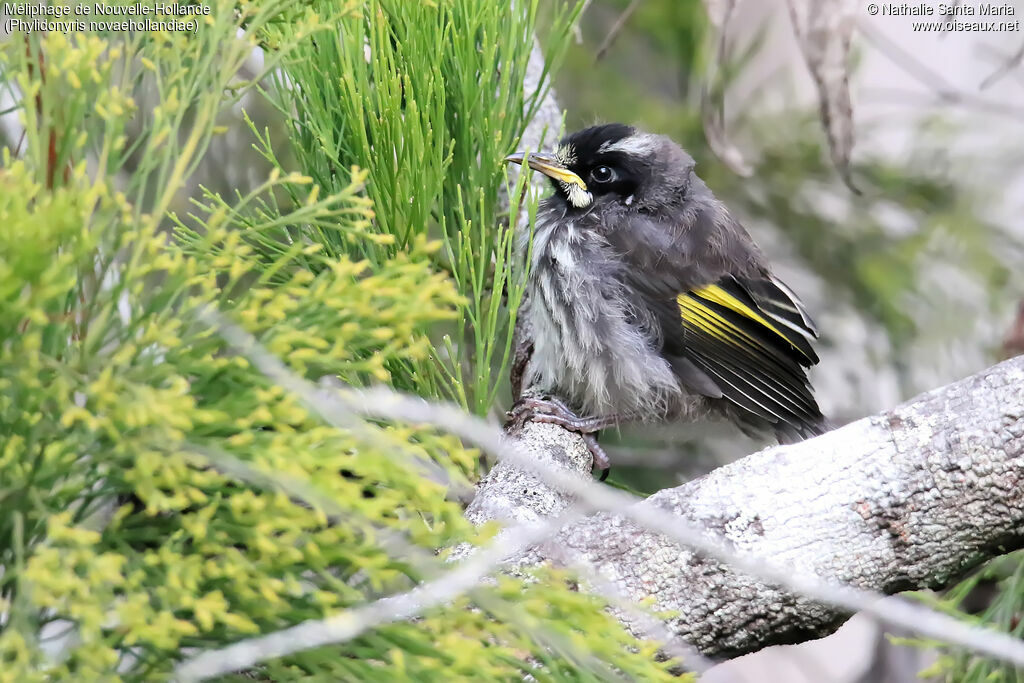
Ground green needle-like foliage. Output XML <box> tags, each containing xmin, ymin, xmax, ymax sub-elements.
<box><xmin>259</xmin><ymin>0</ymin><xmax>580</xmax><ymax>416</ymax></box>
<box><xmin>895</xmin><ymin>554</ymin><xmax>1024</xmax><ymax>683</ymax></box>
<box><xmin>0</xmin><ymin>1</ymin><xmax>683</xmax><ymax>680</ymax></box>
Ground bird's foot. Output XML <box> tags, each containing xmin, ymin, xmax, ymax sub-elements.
<box><xmin>505</xmin><ymin>395</ymin><xmax>618</xmax><ymax>432</ymax></box>
<box><xmin>504</xmin><ymin>395</ymin><xmax>617</xmax><ymax>480</ymax></box>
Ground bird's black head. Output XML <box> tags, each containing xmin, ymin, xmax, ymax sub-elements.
<box><xmin>505</xmin><ymin>123</ymin><xmax>694</xmax><ymax>212</ymax></box>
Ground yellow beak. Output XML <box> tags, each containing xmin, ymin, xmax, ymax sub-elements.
<box><xmin>504</xmin><ymin>151</ymin><xmax>588</xmax><ymax>191</ymax></box>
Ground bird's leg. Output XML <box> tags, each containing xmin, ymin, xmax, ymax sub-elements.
<box><xmin>509</xmin><ymin>340</ymin><xmax>533</xmax><ymax>402</ymax></box>
<box><xmin>581</xmin><ymin>434</ymin><xmax>612</xmax><ymax>482</ymax></box>
<box><xmin>504</xmin><ymin>395</ymin><xmax>619</xmax><ymax>479</ymax></box>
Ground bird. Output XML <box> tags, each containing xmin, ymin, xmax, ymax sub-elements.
<box><xmin>503</xmin><ymin>123</ymin><xmax>827</xmax><ymax>479</ymax></box>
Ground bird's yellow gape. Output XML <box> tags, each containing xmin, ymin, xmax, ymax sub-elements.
<box><xmin>505</xmin><ymin>151</ymin><xmax>594</xmax><ymax>208</ymax></box>
<box><xmin>504</xmin><ymin>151</ymin><xmax>588</xmax><ymax>190</ymax></box>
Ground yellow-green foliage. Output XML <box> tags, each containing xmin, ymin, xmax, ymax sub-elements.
<box><xmin>0</xmin><ymin>2</ymin><xmax>686</xmax><ymax>681</ymax></box>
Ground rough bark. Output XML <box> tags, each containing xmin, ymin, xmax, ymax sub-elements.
<box><xmin>466</xmin><ymin>356</ymin><xmax>1024</xmax><ymax>658</ymax></box>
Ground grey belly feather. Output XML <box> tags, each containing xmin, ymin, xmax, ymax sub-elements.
<box><xmin>523</xmin><ymin>216</ymin><xmax>683</xmax><ymax>419</ymax></box>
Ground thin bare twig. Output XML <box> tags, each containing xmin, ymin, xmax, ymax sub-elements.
<box><xmin>571</xmin><ymin>0</ymin><xmax>593</xmax><ymax>45</ymax></box>
<box><xmin>976</xmin><ymin>43</ymin><xmax>1024</xmax><ymax>90</ymax></box>
<box><xmin>859</xmin><ymin>19</ymin><xmax>1024</xmax><ymax>120</ymax></box>
<box><xmin>941</xmin><ymin>0</ymin><xmax>963</xmax><ymax>34</ymax></box>
<box><xmin>699</xmin><ymin>0</ymin><xmax>754</xmax><ymax>177</ymax></box>
<box><xmin>981</xmin><ymin>39</ymin><xmax>1024</xmax><ymax>90</ymax></box>
<box><xmin>787</xmin><ymin>0</ymin><xmax>858</xmax><ymax>192</ymax></box>
<box><xmin>595</xmin><ymin>0</ymin><xmax>645</xmax><ymax>61</ymax></box>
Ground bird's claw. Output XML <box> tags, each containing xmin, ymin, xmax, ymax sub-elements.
<box><xmin>503</xmin><ymin>395</ymin><xmax>616</xmax><ymax>480</ymax></box>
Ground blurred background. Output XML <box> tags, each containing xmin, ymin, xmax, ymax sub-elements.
<box><xmin>549</xmin><ymin>1</ymin><xmax>1024</xmax><ymax>680</ymax></box>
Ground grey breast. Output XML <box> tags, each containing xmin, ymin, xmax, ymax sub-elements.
<box><xmin>523</xmin><ymin>211</ymin><xmax>681</xmax><ymax>418</ymax></box>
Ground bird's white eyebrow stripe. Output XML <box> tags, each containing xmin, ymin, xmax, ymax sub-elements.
<box><xmin>597</xmin><ymin>134</ymin><xmax>658</xmax><ymax>156</ymax></box>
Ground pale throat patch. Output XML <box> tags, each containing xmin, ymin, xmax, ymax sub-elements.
<box><xmin>554</xmin><ymin>143</ymin><xmax>592</xmax><ymax>207</ymax></box>
<box><xmin>563</xmin><ymin>182</ymin><xmax>593</xmax><ymax>208</ymax></box>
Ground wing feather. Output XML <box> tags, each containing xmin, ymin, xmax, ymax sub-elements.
<box><xmin>738</xmin><ymin>274</ymin><xmax>819</xmax><ymax>337</ymax></box>
<box><xmin>675</xmin><ymin>274</ymin><xmax>824</xmax><ymax>437</ymax></box>
<box><xmin>681</xmin><ymin>313</ymin><xmax>819</xmax><ymax>422</ymax></box>
<box><xmin>690</xmin><ymin>276</ymin><xmax>819</xmax><ymax>364</ymax></box>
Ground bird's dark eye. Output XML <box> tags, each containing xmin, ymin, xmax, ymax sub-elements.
<box><xmin>590</xmin><ymin>165</ymin><xmax>617</xmax><ymax>184</ymax></box>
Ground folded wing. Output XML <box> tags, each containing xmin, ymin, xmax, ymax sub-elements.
<box><xmin>675</xmin><ymin>274</ymin><xmax>825</xmax><ymax>438</ymax></box>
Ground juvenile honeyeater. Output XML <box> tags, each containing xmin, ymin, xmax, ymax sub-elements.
<box><xmin>505</xmin><ymin>124</ymin><xmax>827</xmax><ymax>477</ymax></box>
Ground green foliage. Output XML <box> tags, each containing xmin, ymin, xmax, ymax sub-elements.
<box><xmin>0</xmin><ymin>1</ymin><xmax>689</xmax><ymax>680</ymax></box>
<box><xmin>260</xmin><ymin>0</ymin><xmax>581</xmax><ymax>415</ymax></box>
<box><xmin>727</xmin><ymin>123</ymin><xmax>1015</xmax><ymax>348</ymax></box>
<box><xmin>898</xmin><ymin>553</ymin><xmax>1024</xmax><ymax>683</ymax></box>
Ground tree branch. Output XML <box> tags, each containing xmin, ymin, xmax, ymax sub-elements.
<box><xmin>469</xmin><ymin>356</ymin><xmax>1024</xmax><ymax>659</ymax></box>
<box><xmin>202</xmin><ymin>308</ymin><xmax>1024</xmax><ymax>669</ymax></box>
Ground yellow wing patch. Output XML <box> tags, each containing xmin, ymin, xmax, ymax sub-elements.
<box><xmin>677</xmin><ymin>294</ymin><xmax>773</xmax><ymax>351</ymax></box>
<box><xmin>674</xmin><ymin>282</ymin><xmax>824</xmax><ymax>432</ymax></box>
<box><xmin>680</xmin><ymin>284</ymin><xmax>816</xmax><ymax>364</ymax></box>
<box><xmin>690</xmin><ymin>284</ymin><xmax>788</xmax><ymax>344</ymax></box>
